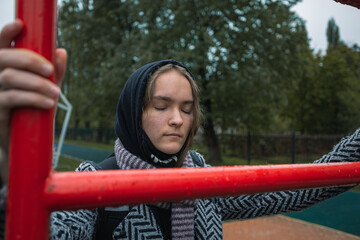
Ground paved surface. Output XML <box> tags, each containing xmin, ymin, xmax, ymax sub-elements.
<box><xmin>223</xmin><ymin>215</ymin><xmax>360</xmax><ymax>240</ymax></box>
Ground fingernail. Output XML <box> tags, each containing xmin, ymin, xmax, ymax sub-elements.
<box><xmin>42</xmin><ymin>64</ymin><xmax>54</xmax><ymax>76</ymax></box>
<box><xmin>50</xmin><ymin>86</ymin><xmax>60</xmax><ymax>97</ymax></box>
<box><xmin>45</xmin><ymin>99</ymin><xmax>55</xmax><ymax>107</ymax></box>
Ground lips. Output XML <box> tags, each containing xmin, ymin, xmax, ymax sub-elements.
<box><xmin>165</xmin><ymin>133</ymin><xmax>182</xmax><ymax>138</ymax></box>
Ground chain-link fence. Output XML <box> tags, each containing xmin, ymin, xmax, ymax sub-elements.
<box><xmin>219</xmin><ymin>133</ymin><xmax>343</xmax><ymax>163</ymax></box>
<box><xmin>56</xmin><ymin>128</ymin><xmax>343</xmax><ymax>164</ymax></box>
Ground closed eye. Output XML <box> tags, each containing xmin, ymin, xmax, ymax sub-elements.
<box><xmin>155</xmin><ymin>107</ymin><xmax>166</xmax><ymax>111</ymax></box>
<box><xmin>182</xmin><ymin>105</ymin><xmax>193</xmax><ymax>115</ymax></box>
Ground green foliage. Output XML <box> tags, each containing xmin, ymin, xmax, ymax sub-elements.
<box><xmin>58</xmin><ymin>0</ymin><xmax>307</xmax><ymax>130</ymax></box>
<box><xmin>326</xmin><ymin>18</ymin><xmax>340</xmax><ymax>48</ymax></box>
<box><xmin>57</xmin><ymin>1</ymin><xmax>360</xmax><ymax>162</ymax></box>
<box><xmin>57</xmin><ymin>0</ymin><xmax>311</xmax><ymax>163</ymax></box>
<box><xmin>285</xmin><ymin>43</ymin><xmax>360</xmax><ymax>134</ymax></box>
<box><xmin>284</xmin><ymin>17</ymin><xmax>360</xmax><ymax>134</ymax></box>
<box><xmin>126</xmin><ymin>0</ymin><xmax>307</xmax><ymax>132</ymax></box>
<box><xmin>58</xmin><ymin>0</ymin><xmax>138</xmax><ymax>129</ymax></box>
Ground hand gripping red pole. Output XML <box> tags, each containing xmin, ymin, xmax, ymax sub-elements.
<box><xmin>5</xmin><ymin>0</ymin><xmax>57</xmax><ymax>239</ymax></box>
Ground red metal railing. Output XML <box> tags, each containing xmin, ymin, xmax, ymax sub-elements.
<box><xmin>44</xmin><ymin>162</ymin><xmax>360</xmax><ymax>211</ymax></box>
<box><xmin>5</xmin><ymin>0</ymin><xmax>360</xmax><ymax>239</ymax></box>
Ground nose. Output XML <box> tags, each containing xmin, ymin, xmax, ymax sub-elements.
<box><xmin>169</xmin><ymin>109</ymin><xmax>183</xmax><ymax>127</ymax></box>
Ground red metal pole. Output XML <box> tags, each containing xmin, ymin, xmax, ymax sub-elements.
<box><xmin>334</xmin><ymin>0</ymin><xmax>360</xmax><ymax>9</ymax></box>
<box><xmin>6</xmin><ymin>0</ymin><xmax>57</xmax><ymax>239</ymax></box>
<box><xmin>45</xmin><ymin>162</ymin><xmax>360</xmax><ymax>211</ymax></box>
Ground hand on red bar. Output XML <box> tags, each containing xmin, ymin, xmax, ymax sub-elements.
<box><xmin>0</xmin><ymin>20</ymin><xmax>67</xmax><ymax>185</ymax></box>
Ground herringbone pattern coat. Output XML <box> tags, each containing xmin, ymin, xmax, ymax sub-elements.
<box><xmin>50</xmin><ymin>129</ymin><xmax>360</xmax><ymax>239</ymax></box>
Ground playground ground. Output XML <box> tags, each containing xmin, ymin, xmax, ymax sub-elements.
<box><xmin>223</xmin><ymin>215</ymin><xmax>360</xmax><ymax>240</ymax></box>
<box><xmin>57</xmin><ymin>143</ymin><xmax>360</xmax><ymax>238</ymax></box>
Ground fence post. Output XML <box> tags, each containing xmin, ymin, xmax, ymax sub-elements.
<box><xmin>292</xmin><ymin>132</ymin><xmax>296</xmax><ymax>164</ymax></box>
<box><xmin>247</xmin><ymin>132</ymin><xmax>251</xmax><ymax>165</ymax></box>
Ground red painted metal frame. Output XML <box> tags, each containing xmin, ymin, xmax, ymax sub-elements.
<box><xmin>5</xmin><ymin>0</ymin><xmax>360</xmax><ymax>239</ymax></box>
<box><xmin>6</xmin><ymin>0</ymin><xmax>57</xmax><ymax>239</ymax></box>
<box><xmin>44</xmin><ymin>162</ymin><xmax>360</xmax><ymax>211</ymax></box>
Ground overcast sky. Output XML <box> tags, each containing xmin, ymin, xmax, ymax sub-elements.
<box><xmin>292</xmin><ymin>0</ymin><xmax>360</xmax><ymax>53</ymax></box>
<box><xmin>0</xmin><ymin>0</ymin><xmax>359</xmax><ymax>53</ymax></box>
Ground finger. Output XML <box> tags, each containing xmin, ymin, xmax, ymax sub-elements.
<box><xmin>0</xmin><ymin>68</ymin><xmax>60</xmax><ymax>99</ymax></box>
<box><xmin>55</xmin><ymin>48</ymin><xmax>67</xmax><ymax>87</ymax></box>
<box><xmin>0</xmin><ymin>89</ymin><xmax>56</xmax><ymax>110</ymax></box>
<box><xmin>0</xmin><ymin>49</ymin><xmax>54</xmax><ymax>77</ymax></box>
<box><xmin>0</xmin><ymin>20</ymin><xmax>23</xmax><ymax>48</ymax></box>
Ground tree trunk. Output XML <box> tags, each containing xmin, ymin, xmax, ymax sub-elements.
<box><xmin>197</xmin><ymin>59</ymin><xmax>223</xmax><ymax>164</ymax></box>
<box><xmin>96</xmin><ymin>121</ymin><xmax>106</xmax><ymax>142</ymax></box>
<box><xmin>202</xmin><ymin>99</ymin><xmax>223</xmax><ymax>164</ymax></box>
<box><xmin>74</xmin><ymin>118</ymin><xmax>80</xmax><ymax>140</ymax></box>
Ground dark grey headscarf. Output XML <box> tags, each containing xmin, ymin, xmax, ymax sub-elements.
<box><xmin>114</xmin><ymin>59</ymin><xmax>194</xmax><ymax>167</ymax></box>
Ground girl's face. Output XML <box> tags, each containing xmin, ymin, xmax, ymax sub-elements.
<box><xmin>142</xmin><ymin>70</ymin><xmax>194</xmax><ymax>155</ymax></box>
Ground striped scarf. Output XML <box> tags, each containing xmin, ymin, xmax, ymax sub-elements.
<box><xmin>114</xmin><ymin>139</ymin><xmax>197</xmax><ymax>239</ymax></box>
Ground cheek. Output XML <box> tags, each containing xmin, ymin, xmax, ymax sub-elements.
<box><xmin>142</xmin><ymin>113</ymin><xmax>151</xmax><ymax>137</ymax></box>
<box><xmin>184</xmin><ymin>116</ymin><xmax>194</xmax><ymax>133</ymax></box>
<box><xmin>142</xmin><ymin>112</ymin><xmax>165</xmax><ymax>137</ymax></box>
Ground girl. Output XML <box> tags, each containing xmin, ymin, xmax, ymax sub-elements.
<box><xmin>0</xmin><ymin>21</ymin><xmax>359</xmax><ymax>240</ymax></box>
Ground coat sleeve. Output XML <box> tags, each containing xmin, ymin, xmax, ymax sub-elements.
<box><xmin>214</xmin><ymin>128</ymin><xmax>360</xmax><ymax>221</ymax></box>
<box><xmin>0</xmin><ymin>185</ymin><xmax>6</xmax><ymax>240</ymax></box>
<box><xmin>50</xmin><ymin>161</ymin><xmax>99</xmax><ymax>240</ymax></box>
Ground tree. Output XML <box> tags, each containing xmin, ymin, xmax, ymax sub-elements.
<box><xmin>282</xmin><ymin>48</ymin><xmax>320</xmax><ymax>133</ymax></box>
<box><xmin>126</xmin><ymin>0</ymin><xmax>308</xmax><ymax>163</ymax></box>
<box><xmin>58</xmin><ymin>0</ymin><xmax>311</xmax><ymax>163</ymax></box>
<box><xmin>326</xmin><ymin>18</ymin><xmax>340</xmax><ymax>48</ymax></box>
<box><xmin>285</xmin><ymin>31</ymin><xmax>360</xmax><ymax>134</ymax></box>
<box><xmin>58</xmin><ymin>0</ymin><xmax>137</xmax><ymax>136</ymax></box>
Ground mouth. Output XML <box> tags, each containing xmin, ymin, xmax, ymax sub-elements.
<box><xmin>165</xmin><ymin>133</ymin><xmax>182</xmax><ymax>138</ymax></box>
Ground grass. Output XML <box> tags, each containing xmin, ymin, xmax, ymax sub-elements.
<box><xmin>61</xmin><ymin>139</ymin><xmax>321</xmax><ymax>165</ymax></box>
<box><xmin>55</xmin><ymin>155</ymin><xmax>83</xmax><ymax>172</ymax></box>
<box><xmin>208</xmin><ymin>154</ymin><xmax>323</xmax><ymax>167</ymax></box>
<box><xmin>56</xmin><ymin>139</ymin><xmax>360</xmax><ymax>192</ymax></box>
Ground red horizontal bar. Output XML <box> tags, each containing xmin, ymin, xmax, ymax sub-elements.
<box><xmin>45</xmin><ymin>162</ymin><xmax>360</xmax><ymax>211</ymax></box>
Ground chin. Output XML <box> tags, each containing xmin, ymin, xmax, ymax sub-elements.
<box><xmin>160</xmin><ymin>144</ymin><xmax>183</xmax><ymax>155</ymax></box>
<box><xmin>162</xmin><ymin>149</ymin><xmax>180</xmax><ymax>155</ymax></box>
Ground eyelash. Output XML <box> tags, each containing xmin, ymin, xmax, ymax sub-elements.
<box><xmin>155</xmin><ymin>107</ymin><xmax>192</xmax><ymax>114</ymax></box>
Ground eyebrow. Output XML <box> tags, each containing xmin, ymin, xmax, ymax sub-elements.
<box><xmin>152</xmin><ymin>95</ymin><xmax>194</xmax><ymax>104</ymax></box>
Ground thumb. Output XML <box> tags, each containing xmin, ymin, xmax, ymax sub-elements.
<box><xmin>55</xmin><ymin>48</ymin><xmax>67</xmax><ymax>87</ymax></box>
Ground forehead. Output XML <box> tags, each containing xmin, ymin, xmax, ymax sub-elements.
<box><xmin>152</xmin><ymin>70</ymin><xmax>193</xmax><ymax>100</ymax></box>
